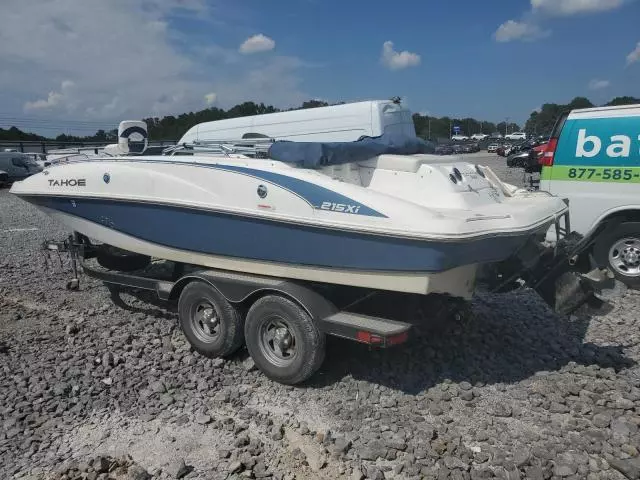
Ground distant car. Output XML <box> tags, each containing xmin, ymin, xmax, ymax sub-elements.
<box><xmin>507</xmin><ymin>151</ymin><xmax>531</xmax><ymax>168</ymax></box>
<box><xmin>487</xmin><ymin>143</ymin><xmax>499</xmax><ymax>153</ymax></box>
<box><xmin>434</xmin><ymin>145</ymin><xmax>454</xmax><ymax>155</ymax></box>
<box><xmin>470</xmin><ymin>133</ymin><xmax>489</xmax><ymax>141</ymax></box>
<box><xmin>460</xmin><ymin>143</ymin><xmax>480</xmax><ymax>153</ymax></box>
<box><xmin>0</xmin><ymin>170</ymin><xmax>8</xmax><ymax>187</ymax></box>
<box><xmin>451</xmin><ymin>144</ymin><xmax>467</xmax><ymax>154</ymax></box>
<box><xmin>489</xmin><ymin>132</ymin><xmax>504</xmax><ymax>140</ymax></box>
<box><xmin>0</xmin><ymin>152</ymin><xmax>43</xmax><ymax>183</ymax></box>
<box><xmin>505</xmin><ymin>132</ymin><xmax>527</xmax><ymax>141</ymax></box>
<box><xmin>451</xmin><ymin>134</ymin><xmax>469</xmax><ymax>141</ymax></box>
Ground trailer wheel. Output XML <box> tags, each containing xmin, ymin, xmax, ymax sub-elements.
<box><xmin>96</xmin><ymin>245</ymin><xmax>150</xmax><ymax>272</ymax></box>
<box><xmin>245</xmin><ymin>295</ymin><xmax>325</xmax><ymax>385</ymax></box>
<box><xmin>594</xmin><ymin>222</ymin><xmax>640</xmax><ymax>287</ymax></box>
<box><xmin>178</xmin><ymin>281</ymin><xmax>244</xmax><ymax>358</ymax></box>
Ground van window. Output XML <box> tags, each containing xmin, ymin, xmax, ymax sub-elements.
<box><xmin>551</xmin><ymin>112</ymin><xmax>569</xmax><ymax>139</ymax></box>
<box><xmin>12</xmin><ymin>157</ymin><xmax>27</xmax><ymax>168</ymax></box>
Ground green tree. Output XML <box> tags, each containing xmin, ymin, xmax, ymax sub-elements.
<box><xmin>606</xmin><ymin>96</ymin><xmax>640</xmax><ymax>106</ymax></box>
<box><xmin>525</xmin><ymin>97</ymin><xmax>596</xmax><ymax>137</ymax></box>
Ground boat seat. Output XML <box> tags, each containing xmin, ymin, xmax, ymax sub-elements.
<box><xmin>358</xmin><ymin>154</ymin><xmax>427</xmax><ymax>173</ymax></box>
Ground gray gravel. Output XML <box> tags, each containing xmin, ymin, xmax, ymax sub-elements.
<box><xmin>1</xmin><ymin>156</ymin><xmax>639</xmax><ymax>480</ymax></box>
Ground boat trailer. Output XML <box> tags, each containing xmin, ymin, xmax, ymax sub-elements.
<box><xmin>41</xmin><ymin>217</ymin><xmax>611</xmax><ymax>384</ymax></box>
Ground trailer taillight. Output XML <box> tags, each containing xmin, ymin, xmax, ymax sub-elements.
<box><xmin>357</xmin><ymin>331</ymin><xmax>383</xmax><ymax>344</ymax></box>
<box><xmin>356</xmin><ymin>330</ymin><xmax>408</xmax><ymax>346</ymax></box>
<box><xmin>540</xmin><ymin>138</ymin><xmax>558</xmax><ymax>166</ymax></box>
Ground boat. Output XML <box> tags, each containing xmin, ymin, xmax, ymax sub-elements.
<box><xmin>10</xmin><ymin>114</ymin><xmax>610</xmax><ymax>384</ymax></box>
<box><xmin>10</xmin><ymin>130</ymin><xmax>571</xmax><ymax>299</ymax></box>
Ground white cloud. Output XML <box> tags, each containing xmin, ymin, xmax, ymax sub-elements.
<box><xmin>627</xmin><ymin>42</ymin><xmax>640</xmax><ymax>65</ymax></box>
<box><xmin>380</xmin><ymin>41</ymin><xmax>420</xmax><ymax>70</ymax></box>
<box><xmin>588</xmin><ymin>79</ymin><xmax>611</xmax><ymax>90</ymax></box>
<box><xmin>204</xmin><ymin>92</ymin><xmax>217</xmax><ymax>106</ymax></box>
<box><xmin>24</xmin><ymin>80</ymin><xmax>75</xmax><ymax>111</ymax></box>
<box><xmin>0</xmin><ymin>0</ymin><xmax>309</xmax><ymax>131</ymax></box>
<box><xmin>495</xmin><ymin>0</ymin><xmax>626</xmax><ymax>43</ymax></box>
<box><xmin>24</xmin><ymin>91</ymin><xmax>64</xmax><ymax>111</ymax></box>
<box><xmin>531</xmin><ymin>0</ymin><xmax>625</xmax><ymax>16</ymax></box>
<box><xmin>494</xmin><ymin>20</ymin><xmax>549</xmax><ymax>42</ymax></box>
<box><xmin>239</xmin><ymin>34</ymin><xmax>276</xmax><ymax>54</ymax></box>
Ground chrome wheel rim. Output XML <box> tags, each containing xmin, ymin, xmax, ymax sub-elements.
<box><xmin>258</xmin><ymin>317</ymin><xmax>296</xmax><ymax>367</ymax></box>
<box><xmin>191</xmin><ymin>301</ymin><xmax>221</xmax><ymax>343</ymax></box>
<box><xmin>609</xmin><ymin>237</ymin><xmax>640</xmax><ymax>277</ymax></box>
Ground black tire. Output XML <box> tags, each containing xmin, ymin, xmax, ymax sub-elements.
<box><xmin>178</xmin><ymin>281</ymin><xmax>244</xmax><ymax>358</ymax></box>
<box><xmin>244</xmin><ymin>295</ymin><xmax>325</xmax><ymax>385</ymax></box>
<box><xmin>593</xmin><ymin>221</ymin><xmax>640</xmax><ymax>287</ymax></box>
<box><xmin>96</xmin><ymin>245</ymin><xmax>150</xmax><ymax>272</ymax></box>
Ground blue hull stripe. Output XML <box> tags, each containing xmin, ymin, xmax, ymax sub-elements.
<box><xmin>211</xmin><ymin>164</ymin><xmax>386</xmax><ymax>217</ymax></box>
<box><xmin>28</xmin><ymin>196</ymin><xmax>528</xmax><ymax>272</ymax></box>
<box><xmin>61</xmin><ymin>158</ymin><xmax>386</xmax><ymax>217</ymax></box>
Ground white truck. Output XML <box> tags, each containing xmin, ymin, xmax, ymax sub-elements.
<box><xmin>540</xmin><ymin>103</ymin><xmax>640</xmax><ymax>286</ymax></box>
<box><xmin>178</xmin><ymin>100</ymin><xmax>416</xmax><ymax>144</ymax></box>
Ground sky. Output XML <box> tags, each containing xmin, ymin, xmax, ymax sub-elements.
<box><xmin>0</xmin><ymin>0</ymin><xmax>639</xmax><ymax>135</ymax></box>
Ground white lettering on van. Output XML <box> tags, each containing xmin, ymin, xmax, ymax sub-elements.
<box><xmin>575</xmin><ymin>129</ymin><xmax>639</xmax><ymax>159</ymax></box>
<box><xmin>576</xmin><ymin>129</ymin><xmax>601</xmax><ymax>158</ymax></box>
<box><xmin>606</xmin><ymin>135</ymin><xmax>631</xmax><ymax>158</ymax></box>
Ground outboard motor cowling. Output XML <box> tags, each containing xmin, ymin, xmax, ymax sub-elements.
<box><xmin>118</xmin><ymin>120</ymin><xmax>148</xmax><ymax>155</ymax></box>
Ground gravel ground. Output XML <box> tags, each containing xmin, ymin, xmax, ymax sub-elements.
<box><xmin>1</xmin><ymin>156</ymin><xmax>639</xmax><ymax>480</ymax></box>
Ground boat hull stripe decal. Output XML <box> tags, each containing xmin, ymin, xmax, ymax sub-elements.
<box><xmin>25</xmin><ymin>196</ymin><xmax>528</xmax><ymax>272</ymax></box>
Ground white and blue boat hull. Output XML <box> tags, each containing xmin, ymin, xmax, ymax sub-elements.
<box><xmin>10</xmin><ymin>152</ymin><xmax>570</xmax><ymax>297</ymax></box>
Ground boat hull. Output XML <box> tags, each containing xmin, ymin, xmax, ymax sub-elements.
<box><xmin>20</xmin><ymin>194</ymin><xmax>542</xmax><ymax>297</ymax></box>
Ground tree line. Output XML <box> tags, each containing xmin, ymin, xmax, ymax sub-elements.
<box><xmin>1</xmin><ymin>96</ymin><xmax>638</xmax><ymax>143</ymax></box>
<box><xmin>524</xmin><ymin>96</ymin><xmax>640</xmax><ymax>137</ymax></box>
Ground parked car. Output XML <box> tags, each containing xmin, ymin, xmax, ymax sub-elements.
<box><xmin>463</xmin><ymin>143</ymin><xmax>481</xmax><ymax>153</ymax></box>
<box><xmin>451</xmin><ymin>134</ymin><xmax>469</xmax><ymax>141</ymax></box>
<box><xmin>496</xmin><ymin>145</ymin><xmax>510</xmax><ymax>157</ymax></box>
<box><xmin>451</xmin><ymin>144</ymin><xmax>467</xmax><ymax>154</ymax></box>
<box><xmin>507</xmin><ymin>151</ymin><xmax>532</xmax><ymax>168</ymax></box>
<box><xmin>507</xmin><ymin>149</ymin><xmax>543</xmax><ymax>173</ymax></box>
<box><xmin>487</xmin><ymin>143</ymin><xmax>499</xmax><ymax>153</ymax></box>
<box><xmin>0</xmin><ymin>170</ymin><xmax>8</xmax><ymax>187</ymax></box>
<box><xmin>489</xmin><ymin>132</ymin><xmax>504</xmax><ymax>140</ymax></box>
<box><xmin>470</xmin><ymin>133</ymin><xmax>489</xmax><ymax>141</ymax></box>
<box><xmin>0</xmin><ymin>152</ymin><xmax>43</xmax><ymax>183</ymax></box>
<box><xmin>434</xmin><ymin>144</ymin><xmax>454</xmax><ymax>155</ymax></box>
<box><xmin>505</xmin><ymin>132</ymin><xmax>527</xmax><ymax>141</ymax></box>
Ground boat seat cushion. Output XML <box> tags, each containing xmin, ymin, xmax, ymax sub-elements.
<box><xmin>358</xmin><ymin>154</ymin><xmax>428</xmax><ymax>173</ymax></box>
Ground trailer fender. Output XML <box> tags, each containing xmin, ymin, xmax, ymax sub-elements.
<box><xmin>165</xmin><ymin>270</ymin><xmax>339</xmax><ymax>322</ymax></box>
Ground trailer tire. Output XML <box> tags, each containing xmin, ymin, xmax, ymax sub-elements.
<box><xmin>593</xmin><ymin>222</ymin><xmax>640</xmax><ymax>287</ymax></box>
<box><xmin>245</xmin><ymin>295</ymin><xmax>325</xmax><ymax>385</ymax></box>
<box><xmin>178</xmin><ymin>281</ymin><xmax>244</xmax><ymax>358</ymax></box>
<box><xmin>96</xmin><ymin>246</ymin><xmax>150</xmax><ymax>272</ymax></box>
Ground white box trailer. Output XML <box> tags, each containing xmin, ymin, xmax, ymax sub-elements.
<box><xmin>177</xmin><ymin>100</ymin><xmax>416</xmax><ymax>144</ymax></box>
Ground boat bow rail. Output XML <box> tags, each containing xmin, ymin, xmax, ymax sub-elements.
<box><xmin>162</xmin><ymin>138</ymin><xmax>276</xmax><ymax>158</ymax></box>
